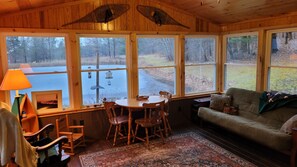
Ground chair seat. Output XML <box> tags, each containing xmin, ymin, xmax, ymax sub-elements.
<box><xmin>72</xmin><ymin>133</ymin><xmax>84</xmax><ymax>141</ymax></box>
<box><xmin>109</xmin><ymin>115</ymin><xmax>129</xmax><ymax>125</ymax></box>
<box><xmin>135</xmin><ymin>118</ymin><xmax>162</xmax><ymax>128</ymax></box>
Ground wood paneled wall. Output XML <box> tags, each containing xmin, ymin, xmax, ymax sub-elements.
<box><xmin>221</xmin><ymin>12</ymin><xmax>297</xmax><ymax>32</ymax></box>
<box><xmin>0</xmin><ymin>0</ymin><xmax>220</xmax><ymax>33</ymax></box>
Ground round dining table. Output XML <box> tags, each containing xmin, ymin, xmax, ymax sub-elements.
<box><xmin>115</xmin><ymin>96</ymin><xmax>167</xmax><ymax>145</ymax></box>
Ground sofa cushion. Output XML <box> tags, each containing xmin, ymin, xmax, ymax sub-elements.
<box><xmin>280</xmin><ymin>114</ymin><xmax>297</xmax><ymax>134</ymax></box>
<box><xmin>226</xmin><ymin>88</ymin><xmax>262</xmax><ymax>116</ymax></box>
<box><xmin>198</xmin><ymin>107</ymin><xmax>291</xmax><ymax>151</ymax></box>
<box><xmin>209</xmin><ymin>94</ymin><xmax>231</xmax><ymax>112</ymax></box>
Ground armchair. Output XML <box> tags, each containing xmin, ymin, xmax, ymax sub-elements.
<box><xmin>24</xmin><ymin>123</ymin><xmax>54</xmax><ymax>144</ymax></box>
<box><xmin>0</xmin><ymin>108</ymin><xmax>70</xmax><ymax>167</ymax></box>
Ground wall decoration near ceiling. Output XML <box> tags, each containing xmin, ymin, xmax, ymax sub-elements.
<box><xmin>62</xmin><ymin>4</ymin><xmax>130</xmax><ymax>27</ymax></box>
<box><xmin>137</xmin><ymin>5</ymin><xmax>189</xmax><ymax>29</ymax></box>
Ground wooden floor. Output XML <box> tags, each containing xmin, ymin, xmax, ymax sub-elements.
<box><xmin>67</xmin><ymin>122</ymin><xmax>290</xmax><ymax>167</ymax></box>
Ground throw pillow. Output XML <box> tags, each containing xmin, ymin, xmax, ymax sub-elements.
<box><xmin>209</xmin><ymin>94</ymin><xmax>231</xmax><ymax>112</ymax></box>
<box><xmin>280</xmin><ymin>115</ymin><xmax>297</xmax><ymax>134</ymax></box>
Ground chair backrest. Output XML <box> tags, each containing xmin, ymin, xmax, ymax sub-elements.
<box><xmin>159</xmin><ymin>91</ymin><xmax>172</xmax><ymax>113</ymax></box>
<box><xmin>56</xmin><ymin>115</ymin><xmax>70</xmax><ymax>137</ymax></box>
<box><xmin>103</xmin><ymin>102</ymin><xmax>119</xmax><ymax>123</ymax></box>
<box><xmin>0</xmin><ymin>101</ymin><xmax>11</xmax><ymax>111</ymax></box>
<box><xmin>159</xmin><ymin>91</ymin><xmax>172</xmax><ymax>100</ymax></box>
<box><xmin>142</xmin><ymin>100</ymin><xmax>165</xmax><ymax>119</ymax></box>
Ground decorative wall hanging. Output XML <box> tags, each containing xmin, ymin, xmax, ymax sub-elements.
<box><xmin>62</xmin><ymin>4</ymin><xmax>130</xmax><ymax>27</ymax></box>
<box><xmin>137</xmin><ymin>5</ymin><xmax>189</xmax><ymax>29</ymax></box>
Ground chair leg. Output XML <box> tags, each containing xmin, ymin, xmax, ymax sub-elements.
<box><xmin>106</xmin><ymin>124</ymin><xmax>112</xmax><ymax>140</ymax></box>
<box><xmin>159</xmin><ymin>126</ymin><xmax>165</xmax><ymax>144</ymax></box>
<box><xmin>133</xmin><ymin>124</ymin><xmax>139</xmax><ymax>143</ymax></box>
<box><xmin>163</xmin><ymin>116</ymin><xmax>168</xmax><ymax>137</ymax></box>
<box><xmin>145</xmin><ymin>128</ymin><xmax>149</xmax><ymax>148</ymax></box>
<box><xmin>70</xmin><ymin>141</ymin><xmax>74</xmax><ymax>155</ymax></box>
<box><xmin>119</xmin><ymin>124</ymin><xmax>122</xmax><ymax>135</ymax></box>
<box><xmin>166</xmin><ymin>117</ymin><xmax>172</xmax><ymax>135</ymax></box>
<box><xmin>113</xmin><ymin>125</ymin><xmax>119</xmax><ymax>146</ymax></box>
<box><xmin>82</xmin><ymin>136</ymin><xmax>86</xmax><ymax>146</ymax></box>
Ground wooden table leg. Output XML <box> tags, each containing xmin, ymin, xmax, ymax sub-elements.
<box><xmin>127</xmin><ymin>108</ymin><xmax>132</xmax><ymax>145</ymax></box>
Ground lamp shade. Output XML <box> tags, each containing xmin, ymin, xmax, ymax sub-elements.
<box><xmin>0</xmin><ymin>69</ymin><xmax>32</xmax><ymax>91</ymax></box>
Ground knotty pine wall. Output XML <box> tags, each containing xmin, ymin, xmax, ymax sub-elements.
<box><xmin>221</xmin><ymin>12</ymin><xmax>297</xmax><ymax>33</ymax></box>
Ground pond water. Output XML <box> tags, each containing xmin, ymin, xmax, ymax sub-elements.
<box><xmin>13</xmin><ymin>65</ymin><xmax>173</xmax><ymax>106</ymax></box>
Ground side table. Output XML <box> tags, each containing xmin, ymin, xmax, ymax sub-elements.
<box><xmin>191</xmin><ymin>97</ymin><xmax>211</xmax><ymax>124</ymax></box>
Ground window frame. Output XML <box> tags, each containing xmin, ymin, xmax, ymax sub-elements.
<box><xmin>0</xmin><ymin>32</ymin><xmax>72</xmax><ymax>109</ymax></box>
<box><xmin>136</xmin><ymin>35</ymin><xmax>178</xmax><ymax>96</ymax></box>
<box><xmin>184</xmin><ymin>35</ymin><xmax>219</xmax><ymax>95</ymax></box>
<box><xmin>265</xmin><ymin>28</ymin><xmax>297</xmax><ymax>92</ymax></box>
<box><xmin>78</xmin><ymin>34</ymin><xmax>131</xmax><ymax>105</ymax></box>
<box><xmin>222</xmin><ymin>32</ymin><xmax>259</xmax><ymax>92</ymax></box>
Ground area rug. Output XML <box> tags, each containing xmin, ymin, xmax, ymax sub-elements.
<box><xmin>79</xmin><ymin>132</ymin><xmax>256</xmax><ymax>167</ymax></box>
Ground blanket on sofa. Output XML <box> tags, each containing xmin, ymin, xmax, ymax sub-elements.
<box><xmin>259</xmin><ymin>91</ymin><xmax>297</xmax><ymax>113</ymax></box>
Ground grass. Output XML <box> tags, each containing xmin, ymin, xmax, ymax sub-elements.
<box><xmin>12</xmin><ymin>54</ymin><xmax>297</xmax><ymax>94</ymax></box>
<box><xmin>225</xmin><ymin>65</ymin><xmax>257</xmax><ymax>90</ymax></box>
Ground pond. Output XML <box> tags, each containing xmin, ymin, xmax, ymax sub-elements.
<box><xmin>13</xmin><ymin>65</ymin><xmax>174</xmax><ymax>106</ymax></box>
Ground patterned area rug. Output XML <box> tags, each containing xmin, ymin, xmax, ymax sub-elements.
<box><xmin>79</xmin><ymin>132</ymin><xmax>256</xmax><ymax>167</ymax></box>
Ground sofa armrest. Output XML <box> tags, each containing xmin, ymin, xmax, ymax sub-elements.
<box><xmin>292</xmin><ymin>128</ymin><xmax>297</xmax><ymax>143</ymax></box>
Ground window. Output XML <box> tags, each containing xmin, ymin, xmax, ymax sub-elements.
<box><xmin>5</xmin><ymin>35</ymin><xmax>69</xmax><ymax>107</ymax></box>
<box><xmin>185</xmin><ymin>36</ymin><xmax>217</xmax><ymax>94</ymax></box>
<box><xmin>79</xmin><ymin>35</ymin><xmax>128</xmax><ymax>105</ymax></box>
<box><xmin>267</xmin><ymin>30</ymin><xmax>297</xmax><ymax>94</ymax></box>
<box><xmin>224</xmin><ymin>33</ymin><xmax>258</xmax><ymax>91</ymax></box>
<box><xmin>137</xmin><ymin>36</ymin><xmax>176</xmax><ymax>95</ymax></box>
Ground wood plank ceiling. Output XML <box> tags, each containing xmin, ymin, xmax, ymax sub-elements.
<box><xmin>0</xmin><ymin>0</ymin><xmax>297</xmax><ymax>24</ymax></box>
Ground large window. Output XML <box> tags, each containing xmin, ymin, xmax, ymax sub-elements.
<box><xmin>185</xmin><ymin>36</ymin><xmax>216</xmax><ymax>94</ymax></box>
<box><xmin>79</xmin><ymin>35</ymin><xmax>128</xmax><ymax>105</ymax></box>
<box><xmin>224</xmin><ymin>33</ymin><xmax>258</xmax><ymax>91</ymax></box>
<box><xmin>267</xmin><ymin>30</ymin><xmax>297</xmax><ymax>94</ymax></box>
<box><xmin>5</xmin><ymin>35</ymin><xmax>69</xmax><ymax>108</ymax></box>
<box><xmin>137</xmin><ymin>36</ymin><xmax>176</xmax><ymax>96</ymax></box>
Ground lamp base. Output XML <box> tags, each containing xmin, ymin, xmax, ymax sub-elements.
<box><xmin>15</xmin><ymin>96</ymin><xmax>22</xmax><ymax>126</ymax></box>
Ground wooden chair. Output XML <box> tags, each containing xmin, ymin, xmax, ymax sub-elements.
<box><xmin>0</xmin><ymin>101</ymin><xmax>11</xmax><ymax>111</ymax></box>
<box><xmin>55</xmin><ymin>114</ymin><xmax>85</xmax><ymax>155</ymax></box>
<box><xmin>104</xmin><ymin>101</ymin><xmax>131</xmax><ymax>146</ymax></box>
<box><xmin>159</xmin><ymin>91</ymin><xmax>173</xmax><ymax>137</ymax></box>
<box><xmin>133</xmin><ymin>100</ymin><xmax>165</xmax><ymax>149</ymax></box>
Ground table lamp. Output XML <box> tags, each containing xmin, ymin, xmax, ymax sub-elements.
<box><xmin>0</xmin><ymin>69</ymin><xmax>32</xmax><ymax>125</ymax></box>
